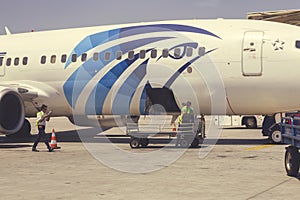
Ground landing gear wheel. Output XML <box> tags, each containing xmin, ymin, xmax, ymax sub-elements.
<box><xmin>269</xmin><ymin>125</ymin><xmax>281</xmax><ymax>144</ymax></box>
<box><xmin>130</xmin><ymin>138</ymin><xmax>140</xmax><ymax>149</ymax></box>
<box><xmin>140</xmin><ymin>139</ymin><xmax>149</xmax><ymax>148</ymax></box>
<box><xmin>285</xmin><ymin>146</ymin><xmax>300</xmax><ymax>177</ymax></box>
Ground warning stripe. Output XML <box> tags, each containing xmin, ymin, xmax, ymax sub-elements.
<box><xmin>245</xmin><ymin>144</ymin><xmax>274</xmax><ymax>151</ymax></box>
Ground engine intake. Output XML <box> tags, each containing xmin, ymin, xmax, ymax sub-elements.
<box><xmin>0</xmin><ymin>88</ymin><xmax>25</xmax><ymax>134</ymax></box>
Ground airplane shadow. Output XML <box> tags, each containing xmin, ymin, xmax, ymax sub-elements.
<box><xmin>222</xmin><ymin>127</ymin><xmax>262</xmax><ymax>130</ymax></box>
<box><xmin>0</xmin><ymin>127</ymin><xmax>276</xmax><ymax>149</ymax></box>
<box><xmin>0</xmin><ymin>144</ymin><xmax>32</xmax><ymax>149</ymax></box>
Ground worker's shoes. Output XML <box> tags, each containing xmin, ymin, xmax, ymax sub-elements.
<box><xmin>48</xmin><ymin>148</ymin><xmax>54</xmax><ymax>152</ymax></box>
<box><xmin>32</xmin><ymin>149</ymin><xmax>39</xmax><ymax>152</ymax></box>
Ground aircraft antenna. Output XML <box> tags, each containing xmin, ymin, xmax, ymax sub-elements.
<box><xmin>4</xmin><ymin>26</ymin><xmax>11</xmax><ymax>35</ymax></box>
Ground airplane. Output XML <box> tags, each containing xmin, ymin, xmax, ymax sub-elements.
<box><xmin>1</xmin><ymin>18</ymin><xmax>300</xmax><ymax>144</ymax></box>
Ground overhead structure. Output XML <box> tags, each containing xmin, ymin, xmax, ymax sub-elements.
<box><xmin>247</xmin><ymin>9</ymin><xmax>300</xmax><ymax>26</ymax></box>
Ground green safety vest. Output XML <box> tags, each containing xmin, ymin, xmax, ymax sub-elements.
<box><xmin>179</xmin><ymin>106</ymin><xmax>194</xmax><ymax>123</ymax></box>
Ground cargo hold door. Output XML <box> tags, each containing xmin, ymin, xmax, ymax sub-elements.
<box><xmin>242</xmin><ymin>31</ymin><xmax>264</xmax><ymax>76</ymax></box>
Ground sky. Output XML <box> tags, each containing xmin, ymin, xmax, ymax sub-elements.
<box><xmin>0</xmin><ymin>0</ymin><xmax>300</xmax><ymax>34</ymax></box>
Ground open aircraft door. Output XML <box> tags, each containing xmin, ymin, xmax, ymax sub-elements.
<box><xmin>242</xmin><ymin>31</ymin><xmax>264</xmax><ymax>76</ymax></box>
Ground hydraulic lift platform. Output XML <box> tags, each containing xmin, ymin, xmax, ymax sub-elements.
<box><xmin>126</xmin><ymin>115</ymin><xmax>205</xmax><ymax>148</ymax></box>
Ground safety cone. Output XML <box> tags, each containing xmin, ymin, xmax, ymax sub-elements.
<box><xmin>50</xmin><ymin>128</ymin><xmax>61</xmax><ymax>149</ymax></box>
<box><xmin>172</xmin><ymin>123</ymin><xmax>177</xmax><ymax>131</ymax></box>
<box><xmin>170</xmin><ymin>123</ymin><xmax>177</xmax><ymax>137</ymax></box>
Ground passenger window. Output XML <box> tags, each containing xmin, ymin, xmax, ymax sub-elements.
<box><xmin>81</xmin><ymin>53</ymin><xmax>87</xmax><ymax>62</ymax></box>
<box><xmin>162</xmin><ymin>49</ymin><xmax>169</xmax><ymax>58</ymax></box>
<box><xmin>128</xmin><ymin>50</ymin><xmax>134</xmax><ymax>60</ymax></box>
<box><xmin>41</xmin><ymin>56</ymin><xmax>46</xmax><ymax>64</ymax></box>
<box><xmin>0</xmin><ymin>57</ymin><xmax>3</xmax><ymax>66</ymax></box>
<box><xmin>174</xmin><ymin>48</ymin><xmax>181</xmax><ymax>58</ymax></box>
<box><xmin>93</xmin><ymin>53</ymin><xmax>99</xmax><ymax>61</ymax></box>
<box><xmin>72</xmin><ymin>54</ymin><xmax>77</xmax><ymax>62</ymax></box>
<box><xmin>104</xmin><ymin>52</ymin><xmax>111</xmax><ymax>61</ymax></box>
<box><xmin>296</xmin><ymin>41</ymin><xmax>300</xmax><ymax>49</ymax></box>
<box><xmin>116</xmin><ymin>51</ymin><xmax>122</xmax><ymax>60</ymax></box>
<box><xmin>50</xmin><ymin>55</ymin><xmax>56</xmax><ymax>64</ymax></box>
<box><xmin>6</xmin><ymin>58</ymin><xmax>11</xmax><ymax>66</ymax></box>
<box><xmin>14</xmin><ymin>58</ymin><xmax>20</xmax><ymax>66</ymax></box>
<box><xmin>61</xmin><ymin>54</ymin><xmax>67</xmax><ymax>63</ymax></box>
<box><xmin>22</xmin><ymin>57</ymin><xmax>28</xmax><ymax>65</ymax></box>
<box><xmin>186</xmin><ymin>48</ymin><xmax>193</xmax><ymax>57</ymax></box>
<box><xmin>151</xmin><ymin>49</ymin><xmax>157</xmax><ymax>58</ymax></box>
<box><xmin>139</xmin><ymin>50</ymin><xmax>146</xmax><ymax>59</ymax></box>
<box><xmin>198</xmin><ymin>47</ymin><xmax>206</xmax><ymax>57</ymax></box>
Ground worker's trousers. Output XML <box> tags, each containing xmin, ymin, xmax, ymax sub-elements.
<box><xmin>32</xmin><ymin>125</ymin><xmax>51</xmax><ymax>150</ymax></box>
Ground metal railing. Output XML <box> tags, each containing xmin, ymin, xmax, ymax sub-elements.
<box><xmin>126</xmin><ymin>122</ymin><xmax>195</xmax><ymax>138</ymax></box>
<box><xmin>281</xmin><ymin>116</ymin><xmax>300</xmax><ymax>147</ymax></box>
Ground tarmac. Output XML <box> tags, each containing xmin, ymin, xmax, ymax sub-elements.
<box><xmin>0</xmin><ymin>117</ymin><xmax>299</xmax><ymax>200</ymax></box>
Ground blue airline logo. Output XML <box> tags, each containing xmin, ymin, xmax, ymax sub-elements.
<box><xmin>63</xmin><ymin>24</ymin><xmax>221</xmax><ymax>115</ymax></box>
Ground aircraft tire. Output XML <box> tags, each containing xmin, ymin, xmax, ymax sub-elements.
<box><xmin>285</xmin><ymin>146</ymin><xmax>300</xmax><ymax>177</ymax></box>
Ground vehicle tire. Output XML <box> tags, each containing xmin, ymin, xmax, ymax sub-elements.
<box><xmin>269</xmin><ymin>125</ymin><xmax>282</xmax><ymax>144</ymax></box>
<box><xmin>245</xmin><ymin>117</ymin><xmax>257</xmax><ymax>129</ymax></box>
<box><xmin>130</xmin><ymin>138</ymin><xmax>140</xmax><ymax>149</ymax></box>
<box><xmin>190</xmin><ymin>137</ymin><xmax>199</xmax><ymax>148</ymax></box>
<box><xmin>179</xmin><ymin>139</ymin><xmax>189</xmax><ymax>148</ymax></box>
<box><xmin>262</xmin><ymin>115</ymin><xmax>276</xmax><ymax>136</ymax></box>
<box><xmin>285</xmin><ymin>146</ymin><xmax>300</xmax><ymax>177</ymax></box>
<box><xmin>140</xmin><ymin>138</ymin><xmax>149</xmax><ymax>148</ymax></box>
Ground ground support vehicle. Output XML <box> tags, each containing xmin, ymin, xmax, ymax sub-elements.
<box><xmin>281</xmin><ymin>115</ymin><xmax>300</xmax><ymax>177</ymax></box>
<box><xmin>126</xmin><ymin>115</ymin><xmax>205</xmax><ymax>148</ymax></box>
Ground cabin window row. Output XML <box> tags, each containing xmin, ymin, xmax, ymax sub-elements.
<box><xmin>40</xmin><ymin>47</ymin><xmax>206</xmax><ymax>64</ymax></box>
<box><xmin>0</xmin><ymin>47</ymin><xmax>206</xmax><ymax>67</ymax></box>
<box><xmin>0</xmin><ymin>57</ymin><xmax>28</xmax><ymax>67</ymax></box>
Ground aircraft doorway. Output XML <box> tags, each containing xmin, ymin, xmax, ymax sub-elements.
<box><xmin>145</xmin><ymin>87</ymin><xmax>180</xmax><ymax>114</ymax></box>
<box><xmin>242</xmin><ymin>31</ymin><xmax>264</xmax><ymax>76</ymax></box>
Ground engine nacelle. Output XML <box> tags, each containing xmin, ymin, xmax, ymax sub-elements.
<box><xmin>0</xmin><ymin>88</ymin><xmax>25</xmax><ymax>135</ymax></box>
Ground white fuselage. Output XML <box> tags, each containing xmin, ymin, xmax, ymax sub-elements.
<box><xmin>1</xmin><ymin>19</ymin><xmax>300</xmax><ymax>118</ymax></box>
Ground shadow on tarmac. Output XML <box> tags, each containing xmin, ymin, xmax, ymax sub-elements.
<box><xmin>0</xmin><ymin>144</ymin><xmax>32</xmax><ymax>149</ymax></box>
<box><xmin>222</xmin><ymin>127</ymin><xmax>262</xmax><ymax>130</ymax></box>
<box><xmin>0</xmin><ymin>127</ymin><xmax>274</xmax><ymax>149</ymax></box>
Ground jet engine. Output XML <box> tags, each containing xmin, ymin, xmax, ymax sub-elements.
<box><xmin>0</xmin><ymin>88</ymin><xmax>25</xmax><ymax>135</ymax></box>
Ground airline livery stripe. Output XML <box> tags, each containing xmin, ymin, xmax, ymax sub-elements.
<box><xmin>65</xmin><ymin>24</ymin><xmax>221</xmax><ymax>68</ymax></box>
<box><xmin>64</xmin><ymin>37</ymin><xmax>172</xmax><ymax>108</ymax></box>
<box><xmin>164</xmin><ymin>48</ymin><xmax>217</xmax><ymax>88</ymax></box>
<box><xmin>112</xmin><ymin>59</ymin><xmax>149</xmax><ymax>114</ymax></box>
<box><xmin>63</xmin><ymin>23</ymin><xmax>222</xmax><ymax>114</ymax></box>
